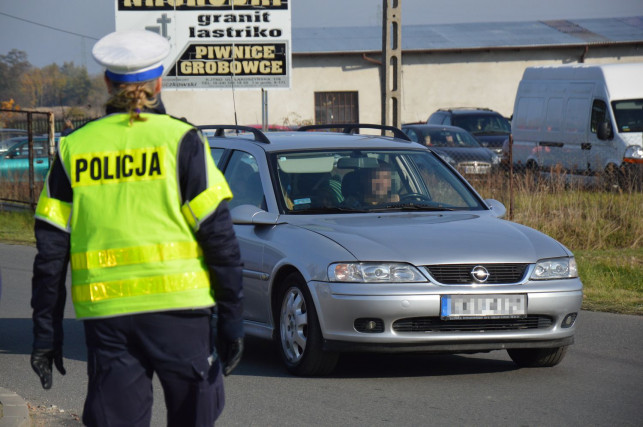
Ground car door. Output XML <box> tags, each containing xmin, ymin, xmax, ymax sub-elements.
<box><xmin>0</xmin><ymin>138</ymin><xmax>50</xmax><ymax>182</ymax></box>
<box><xmin>587</xmin><ymin>99</ymin><xmax>617</xmax><ymax>173</ymax></box>
<box><xmin>222</xmin><ymin>149</ymin><xmax>270</xmax><ymax>324</ymax></box>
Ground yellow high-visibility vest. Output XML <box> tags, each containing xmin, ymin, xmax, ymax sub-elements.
<box><xmin>35</xmin><ymin>113</ymin><xmax>232</xmax><ymax>319</ymax></box>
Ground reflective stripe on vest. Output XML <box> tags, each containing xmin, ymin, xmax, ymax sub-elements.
<box><xmin>71</xmin><ymin>271</ymin><xmax>213</xmax><ymax>318</ymax></box>
<box><xmin>182</xmin><ymin>184</ymin><xmax>233</xmax><ymax>229</ymax></box>
<box><xmin>70</xmin><ymin>241</ymin><xmax>202</xmax><ymax>270</ymax></box>
<box><xmin>35</xmin><ymin>189</ymin><xmax>72</xmax><ymax>231</ymax></box>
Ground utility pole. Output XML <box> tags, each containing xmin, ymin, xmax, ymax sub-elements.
<box><xmin>381</xmin><ymin>0</ymin><xmax>402</xmax><ymax>129</ymax></box>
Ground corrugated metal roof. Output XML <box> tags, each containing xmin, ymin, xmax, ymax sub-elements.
<box><xmin>292</xmin><ymin>16</ymin><xmax>643</xmax><ymax>54</ymax></box>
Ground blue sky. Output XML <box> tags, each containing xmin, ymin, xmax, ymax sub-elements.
<box><xmin>1</xmin><ymin>0</ymin><xmax>641</xmax><ymax>74</ymax></box>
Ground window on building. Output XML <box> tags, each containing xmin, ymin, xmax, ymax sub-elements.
<box><xmin>314</xmin><ymin>91</ymin><xmax>359</xmax><ymax>124</ymax></box>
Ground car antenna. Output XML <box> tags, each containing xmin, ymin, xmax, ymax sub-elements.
<box><xmin>231</xmin><ymin>63</ymin><xmax>239</xmax><ymax>127</ymax></box>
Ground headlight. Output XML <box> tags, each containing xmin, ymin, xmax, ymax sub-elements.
<box><xmin>530</xmin><ymin>257</ymin><xmax>578</xmax><ymax>280</ymax></box>
<box><xmin>328</xmin><ymin>262</ymin><xmax>427</xmax><ymax>283</ymax></box>
<box><xmin>624</xmin><ymin>145</ymin><xmax>643</xmax><ymax>160</ymax></box>
<box><xmin>491</xmin><ymin>154</ymin><xmax>501</xmax><ymax>165</ymax></box>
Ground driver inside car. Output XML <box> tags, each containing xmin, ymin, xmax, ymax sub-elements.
<box><xmin>342</xmin><ymin>161</ymin><xmax>400</xmax><ymax>206</ymax></box>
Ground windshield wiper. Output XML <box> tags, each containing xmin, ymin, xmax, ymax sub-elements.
<box><xmin>290</xmin><ymin>206</ymin><xmax>370</xmax><ymax>214</ymax></box>
<box><xmin>376</xmin><ymin>202</ymin><xmax>455</xmax><ymax>211</ymax></box>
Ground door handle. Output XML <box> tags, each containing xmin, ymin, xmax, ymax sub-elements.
<box><xmin>538</xmin><ymin>141</ymin><xmax>564</xmax><ymax>148</ymax></box>
<box><xmin>581</xmin><ymin>143</ymin><xmax>592</xmax><ymax>150</ymax></box>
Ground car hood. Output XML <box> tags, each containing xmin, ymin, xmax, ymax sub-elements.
<box><xmin>291</xmin><ymin>213</ymin><xmax>568</xmax><ymax>264</ymax></box>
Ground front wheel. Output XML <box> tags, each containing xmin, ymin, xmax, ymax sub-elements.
<box><xmin>276</xmin><ymin>273</ymin><xmax>339</xmax><ymax>376</ymax></box>
<box><xmin>507</xmin><ymin>346</ymin><xmax>568</xmax><ymax>368</ymax></box>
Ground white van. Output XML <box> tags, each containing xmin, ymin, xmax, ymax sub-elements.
<box><xmin>510</xmin><ymin>63</ymin><xmax>643</xmax><ymax>188</ymax></box>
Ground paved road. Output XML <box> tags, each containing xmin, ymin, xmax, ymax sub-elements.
<box><xmin>1</xmin><ymin>242</ymin><xmax>642</xmax><ymax>426</ymax></box>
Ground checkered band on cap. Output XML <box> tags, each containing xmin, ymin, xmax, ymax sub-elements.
<box><xmin>92</xmin><ymin>30</ymin><xmax>170</xmax><ymax>83</ymax></box>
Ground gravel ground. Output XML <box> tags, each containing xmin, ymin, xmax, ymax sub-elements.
<box><xmin>28</xmin><ymin>403</ymin><xmax>82</xmax><ymax>426</ymax></box>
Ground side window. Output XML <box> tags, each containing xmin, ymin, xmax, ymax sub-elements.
<box><xmin>210</xmin><ymin>148</ymin><xmax>225</xmax><ymax>167</ymax></box>
<box><xmin>590</xmin><ymin>100</ymin><xmax>608</xmax><ymax>134</ymax></box>
<box><xmin>224</xmin><ymin>151</ymin><xmax>265</xmax><ymax>210</ymax></box>
<box><xmin>427</xmin><ymin>112</ymin><xmax>444</xmax><ymax>124</ymax></box>
<box><xmin>404</xmin><ymin>129</ymin><xmax>419</xmax><ymax>143</ymax></box>
<box><xmin>11</xmin><ymin>143</ymin><xmax>29</xmax><ymax>159</ymax></box>
<box><xmin>33</xmin><ymin>140</ymin><xmax>48</xmax><ymax>157</ymax></box>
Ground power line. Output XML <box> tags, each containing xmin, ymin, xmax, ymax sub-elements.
<box><xmin>0</xmin><ymin>11</ymin><xmax>99</xmax><ymax>40</ymax></box>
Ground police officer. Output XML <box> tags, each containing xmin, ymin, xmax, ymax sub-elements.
<box><xmin>31</xmin><ymin>30</ymin><xmax>244</xmax><ymax>426</ymax></box>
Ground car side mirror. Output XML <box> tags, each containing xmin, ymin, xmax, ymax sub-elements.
<box><xmin>230</xmin><ymin>204</ymin><xmax>283</xmax><ymax>225</ymax></box>
<box><xmin>597</xmin><ymin>121</ymin><xmax>613</xmax><ymax>140</ymax></box>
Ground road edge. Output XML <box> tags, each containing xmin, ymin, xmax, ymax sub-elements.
<box><xmin>0</xmin><ymin>388</ymin><xmax>29</xmax><ymax>427</ymax></box>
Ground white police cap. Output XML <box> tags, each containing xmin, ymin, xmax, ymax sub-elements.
<box><xmin>92</xmin><ymin>30</ymin><xmax>170</xmax><ymax>83</ymax></box>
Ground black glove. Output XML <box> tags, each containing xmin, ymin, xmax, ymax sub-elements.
<box><xmin>31</xmin><ymin>347</ymin><xmax>66</xmax><ymax>389</ymax></box>
<box><xmin>218</xmin><ymin>337</ymin><xmax>244</xmax><ymax>376</ymax></box>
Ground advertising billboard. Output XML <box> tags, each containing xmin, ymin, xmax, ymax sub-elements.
<box><xmin>115</xmin><ymin>0</ymin><xmax>291</xmax><ymax>89</ymax></box>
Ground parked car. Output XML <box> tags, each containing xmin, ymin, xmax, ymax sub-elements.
<box><xmin>401</xmin><ymin>124</ymin><xmax>500</xmax><ymax>175</ymax></box>
<box><xmin>427</xmin><ymin>108</ymin><xmax>511</xmax><ymax>156</ymax></box>
<box><xmin>0</xmin><ymin>136</ymin><xmax>53</xmax><ymax>183</ymax></box>
<box><xmin>204</xmin><ymin>124</ymin><xmax>582</xmax><ymax>376</ymax></box>
<box><xmin>511</xmin><ymin>63</ymin><xmax>643</xmax><ymax>190</ymax></box>
<box><xmin>0</xmin><ymin>129</ymin><xmax>28</xmax><ymax>155</ymax></box>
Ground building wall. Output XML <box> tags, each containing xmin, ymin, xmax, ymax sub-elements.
<box><xmin>162</xmin><ymin>45</ymin><xmax>643</xmax><ymax>127</ymax></box>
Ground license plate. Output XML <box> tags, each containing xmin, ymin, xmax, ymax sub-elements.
<box><xmin>463</xmin><ymin>165</ymin><xmax>489</xmax><ymax>174</ymax></box>
<box><xmin>440</xmin><ymin>294</ymin><xmax>527</xmax><ymax>319</ymax></box>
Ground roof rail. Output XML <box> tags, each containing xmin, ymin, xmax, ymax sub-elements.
<box><xmin>198</xmin><ymin>125</ymin><xmax>270</xmax><ymax>144</ymax></box>
<box><xmin>438</xmin><ymin>107</ymin><xmax>493</xmax><ymax>112</ymax></box>
<box><xmin>297</xmin><ymin>123</ymin><xmax>411</xmax><ymax>141</ymax></box>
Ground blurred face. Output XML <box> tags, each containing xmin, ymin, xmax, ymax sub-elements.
<box><xmin>370</xmin><ymin>169</ymin><xmax>392</xmax><ymax>197</ymax></box>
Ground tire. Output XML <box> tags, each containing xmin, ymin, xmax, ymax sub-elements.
<box><xmin>507</xmin><ymin>346</ymin><xmax>568</xmax><ymax>368</ymax></box>
<box><xmin>276</xmin><ymin>272</ymin><xmax>339</xmax><ymax>376</ymax></box>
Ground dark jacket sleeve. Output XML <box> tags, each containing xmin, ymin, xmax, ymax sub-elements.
<box><xmin>32</xmin><ymin>157</ymin><xmax>71</xmax><ymax>349</ymax></box>
<box><xmin>179</xmin><ymin>129</ymin><xmax>244</xmax><ymax>341</ymax></box>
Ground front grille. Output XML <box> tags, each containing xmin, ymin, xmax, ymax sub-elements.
<box><xmin>393</xmin><ymin>316</ymin><xmax>553</xmax><ymax>332</ymax></box>
<box><xmin>425</xmin><ymin>264</ymin><xmax>529</xmax><ymax>284</ymax></box>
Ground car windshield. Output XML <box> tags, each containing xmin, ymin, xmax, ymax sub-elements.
<box><xmin>612</xmin><ymin>99</ymin><xmax>643</xmax><ymax>132</ymax></box>
<box><xmin>271</xmin><ymin>149</ymin><xmax>484</xmax><ymax>214</ymax></box>
<box><xmin>452</xmin><ymin>115</ymin><xmax>511</xmax><ymax>135</ymax></box>
<box><xmin>423</xmin><ymin>129</ymin><xmax>481</xmax><ymax>148</ymax></box>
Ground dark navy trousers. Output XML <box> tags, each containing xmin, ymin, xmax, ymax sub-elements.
<box><xmin>82</xmin><ymin>310</ymin><xmax>224</xmax><ymax>427</ymax></box>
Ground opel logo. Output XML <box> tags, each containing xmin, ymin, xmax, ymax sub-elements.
<box><xmin>471</xmin><ymin>265</ymin><xmax>490</xmax><ymax>283</ymax></box>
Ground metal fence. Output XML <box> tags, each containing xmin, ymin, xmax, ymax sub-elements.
<box><xmin>0</xmin><ymin>109</ymin><xmax>56</xmax><ymax>209</ymax></box>
<box><xmin>1</xmin><ymin>114</ymin><xmax>639</xmax><ymax>215</ymax></box>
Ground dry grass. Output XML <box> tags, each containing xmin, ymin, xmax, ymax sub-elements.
<box><xmin>476</xmin><ymin>170</ymin><xmax>642</xmax><ymax>250</ymax></box>
<box><xmin>475</xmin><ymin>171</ymin><xmax>642</xmax><ymax>315</ymax></box>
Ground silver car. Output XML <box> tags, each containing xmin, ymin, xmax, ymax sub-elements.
<box><xmin>205</xmin><ymin>124</ymin><xmax>583</xmax><ymax>376</ymax></box>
